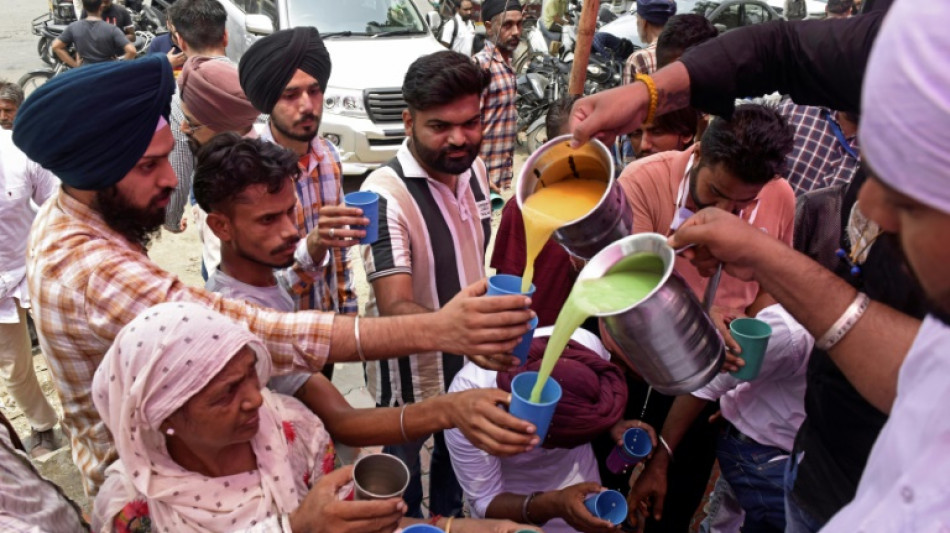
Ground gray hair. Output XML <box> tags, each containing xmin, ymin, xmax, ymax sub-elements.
<box><xmin>0</xmin><ymin>82</ymin><xmax>23</xmax><ymax>107</ymax></box>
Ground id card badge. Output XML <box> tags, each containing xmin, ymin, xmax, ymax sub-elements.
<box><xmin>670</xmin><ymin>206</ymin><xmax>695</xmax><ymax>232</ymax></box>
<box><xmin>476</xmin><ymin>200</ymin><xmax>491</xmax><ymax>219</ymax></box>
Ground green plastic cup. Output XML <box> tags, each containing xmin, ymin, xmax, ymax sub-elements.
<box><xmin>729</xmin><ymin>317</ymin><xmax>772</xmax><ymax>381</ymax></box>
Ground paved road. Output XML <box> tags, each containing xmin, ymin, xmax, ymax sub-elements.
<box><xmin>0</xmin><ymin>0</ymin><xmax>50</xmax><ymax>85</ymax></box>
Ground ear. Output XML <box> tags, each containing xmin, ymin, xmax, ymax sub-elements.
<box><xmin>679</xmin><ymin>133</ymin><xmax>695</xmax><ymax>149</ymax></box>
<box><xmin>206</xmin><ymin>211</ymin><xmax>233</xmax><ymax>243</ymax></box>
<box><xmin>402</xmin><ymin>108</ymin><xmax>413</xmax><ymax>138</ymax></box>
<box><xmin>221</xmin><ymin>29</ymin><xmax>229</xmax><ymax>49</ymax></box>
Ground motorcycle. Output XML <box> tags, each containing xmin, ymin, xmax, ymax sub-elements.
<box><xmin>516</xmin><ymin>54</ymin><xmax>570</xmax><ymax>153</ymax></box>
<box><xmin>20</xmin><ymin>30</ymin><xmax>155</xmax><ymax>98</ymax></box>
<box><xmin>32</xmin><ymin>1</ymin><xmax>75</xmax><ymax>66</ymax></box>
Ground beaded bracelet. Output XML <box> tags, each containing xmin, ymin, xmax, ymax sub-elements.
<box><xmin>634</xmin><ymin>73</ymin><xmax>659</xmax><ymax>126</ymax></box>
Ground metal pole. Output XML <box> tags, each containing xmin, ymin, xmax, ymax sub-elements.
<box><xmin>568</xmin><ymin>0</ymin><xmax>600</xmax><ymax>96</ymax></box>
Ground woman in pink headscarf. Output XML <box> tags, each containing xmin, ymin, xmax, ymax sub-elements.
<box><xmin>91</xmin><ymin>302</ymin><xmax>538</xmax><ymax>533</ymax></box>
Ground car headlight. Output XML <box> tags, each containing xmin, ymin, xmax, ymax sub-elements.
<box><xmin>324</xmin><ymin>88</ymin><xmax>367</xmax><ymax>118</ymax></box>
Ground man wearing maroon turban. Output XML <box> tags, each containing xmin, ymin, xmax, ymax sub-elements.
<box><xmin>446</xmin><ymin>326</ymin><xmax>654</xmax><ymax>532</ymax></box>
<box><xmin>177</xmin><ymin>55</ymin><xmax>265</xmax><ymax>277</ymax></box>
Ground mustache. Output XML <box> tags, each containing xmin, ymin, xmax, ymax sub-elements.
<box><xmin>271</xmin><ymin>237</ymin><xmax>300</xmax><ymax>255</ymax></box>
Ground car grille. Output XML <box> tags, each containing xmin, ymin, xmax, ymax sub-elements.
<box><xmin>364</xmin><ymin>88</ymin><xmax>406</xmax><ymax>123</ymax></box>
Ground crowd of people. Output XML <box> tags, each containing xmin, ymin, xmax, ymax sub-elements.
<box><xmin>1</xmin><ymin>0</ymin><xmax>948</xmax><ymax>531</ymax></box>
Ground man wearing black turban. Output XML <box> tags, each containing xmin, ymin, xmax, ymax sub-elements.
<box><xmin>9</xmin><ymin>55</ymin><xmax>537</xmax><ymax>499</ymax></box>
<box><xmin>474</xmin><ymin>0</ymin><xmax>523</xmax><ymax>191</ymax></box>
<box><xmin>239</xmin><ymin>27</ymin><xmax>363</xmax><ymax>367</ymax></box>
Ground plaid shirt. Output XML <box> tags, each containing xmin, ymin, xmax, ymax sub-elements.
<box><xmin>261</xmin><ymin>128</ymin><xmax>358</xmax><ymax>315</ymax></box>
<box><xmin>475</xmin><ymin>43</ymin><xmax>517</xmax><ymax>188</ymax></box>
<box><xmin>775</xmin><ymin>99</ymin><xmax>860</xmax><ymax>196</ymax></box>
<box><xmin>622</xmin><ymin>43</ymin><xmax>657</xmax><ymax>85</ymax></box>
<box><xmin>27</xmin><ymin>190</ymin><xmax>334</xmax><ymax>496</ymax></box>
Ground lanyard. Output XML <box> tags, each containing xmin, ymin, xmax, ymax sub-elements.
<box><xmin>672</xmin><ymin>153</ymin><xmax>759</xmax><ymax>231</ymax></box>
<box><xmin>822</xmin><ymin>110</ymin><xmax>860</xmax><ymax>161</ymax></box>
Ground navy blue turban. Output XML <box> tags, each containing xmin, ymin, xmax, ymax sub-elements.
<box><xmin>239</xmin><ymin>27</ymin><xmax>332</xmax><ymax>114</ymax></box>
<box><xmin>13</xmin><ymin>55</ymin><xmax>175</xmax><ymax>191</ymax></box>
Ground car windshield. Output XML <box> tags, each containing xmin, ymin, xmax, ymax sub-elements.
<box><xmin>286</xmin><ymin>0</ymin><xmax>426</xmax><ymax>35</ymax></box>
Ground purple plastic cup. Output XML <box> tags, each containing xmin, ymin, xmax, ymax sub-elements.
<box><xmin>606</xmin><ymin>427</ymin><xmax>653</xmax><ymax>474</ymax></box>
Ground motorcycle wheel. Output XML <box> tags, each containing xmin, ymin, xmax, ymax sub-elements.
<box><xmin>525</xmin><ymin>120</ymin><xmax>548</xmax><ymax>154</ymax></box>
<box><xmin>514</xmin><ymin>51</ymin><xmax>545</xmax><ymax>76</ymax></box>
<box><xmin>18</xmin><ymin>70</ymin><xmax>54</xmax><ymax>98</ymax></box>
<box><xmin>37</xmin><ymin>36</ymin><xmax>53</xmax><ymax>66</ymax></box>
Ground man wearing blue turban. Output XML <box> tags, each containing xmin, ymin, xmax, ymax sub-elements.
<box><xmin>10</xmin><ymin>55</ymin><xmax>537</xmax><ymax>498</ymax></box>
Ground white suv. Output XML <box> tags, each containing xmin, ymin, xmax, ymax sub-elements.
<box><xmin>218</xmin><ymin>0</ymin><xmax>444</xmax><ymax>177</ymax></box>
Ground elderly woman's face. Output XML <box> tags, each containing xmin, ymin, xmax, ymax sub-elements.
<box><xmin>165</xmin><ymin>347</ymin><xmax>264</xmax><ymax>451</ymax></box>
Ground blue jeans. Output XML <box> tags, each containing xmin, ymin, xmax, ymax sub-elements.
<box><xmin>716</xmin><ymin>427</ymin><xmax>788</xmax><ymax>532</ymax></box>
<box><xmin>383</xmin><ymin>429</ymin><xmax>463</xmax><ymax>518</ymax></box>
<box><xmin>783</xmin><ymin>452</ymin><xmax>825</xmax><ymax>533</ymax></box>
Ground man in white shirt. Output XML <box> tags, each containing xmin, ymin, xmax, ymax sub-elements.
<box><xmin>0</xmin><ymin>130</ymin><xmax>60</xmax><ymax>458</ymax></box>
<box><xmin>439</xmin><ymin>0</ymin><xmax>477</xmax><ymax>56</ymax></box>
<box><xmin>447</xmin><ymin>326</ymin><xmax>648</xmax><ymax>533</ymax></box>
<box><xmin>629</xmin><ymin>304</ymin><xmax>813</xmax><ymax>531</ymax></box>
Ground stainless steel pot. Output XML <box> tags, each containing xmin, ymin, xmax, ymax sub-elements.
<box><xmin>578</xmin><ymin>233</ymin><xmax>725</xmax><ymax>395</ymax></box>
<box><xmin>515</xmin><ymin>134</ymin><xmax>633</xmax><ymax>259</ymax></box>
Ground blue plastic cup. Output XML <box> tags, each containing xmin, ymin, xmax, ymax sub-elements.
<box><xmin>606</xmin><ymin>427</ymin><xmax>653</xmax><ymax>474</ymax></box>
<box><xmin>729</xmin><ymin>317</ymin><xmax>773</xmax><ymax>381</ymax></box>
<box><xmin>509</xmin><ymin>371</ymin><xmax>561</xmax><ymax>444</ymax></box>
<box><xmin>486</xmin><ymin>274</ymin><xmax>536</xmax><ymax>298</ymax></box>
<box><xmin>344</xmin><ymin>191</ymin><xmax>379</xmax><ymax>245</ymax></box>
<box><xmin>583</xmin><ymin>490</ymin><xmax>628</xmax><ymax>525</ymax></box>
<box><xmin>401</xmin><ymin>525</ymin><xmax>443</xmax><ymax>532</ymax></box>
<box><xmin>513</xmin><ymin>316</ymin><xmax>539</xmax><ymax>366</ymax></box>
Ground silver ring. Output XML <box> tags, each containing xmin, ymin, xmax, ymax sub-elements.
<box><xmin>329</xmin><ymin>228</ymin><xmax>335</xmax><ymax>238</ymax></box>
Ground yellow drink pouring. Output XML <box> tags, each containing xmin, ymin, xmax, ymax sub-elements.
<box><xmin>520</xmin><ymin>179</ymin><xmax>607</xmax><ymax>293</ymax></box>
<box><xmin>529</xmin><ymin>253</ymin><xmax>664</xmax><ymax>403</ymax></box>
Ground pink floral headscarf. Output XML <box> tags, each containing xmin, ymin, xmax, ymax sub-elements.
<box><xmin>91</xmin><ymin>302</ymin><xmax>326</xmax><ymax>532</ymax></box>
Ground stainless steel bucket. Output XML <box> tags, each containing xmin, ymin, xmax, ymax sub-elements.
<box><xmin>515</xmin><ymin>134</ymin><xmax>633</xmax><ymax>259</ymax></box>
<box><xmin>578</xmin><ymin>233</ymin><xmax>725</xmax><ymax>395</ymax></box>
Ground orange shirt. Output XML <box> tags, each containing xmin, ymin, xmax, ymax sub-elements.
<box><xmin>617</xmin><ymin>145</ymin><xmax>795</xmax><ymax>315</ymax></box>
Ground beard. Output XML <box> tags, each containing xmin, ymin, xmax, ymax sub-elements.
<box><xmin>96</xmin><ymin>186</ymin><xmax>170</xmax><ymax>249</ymax></box>
<box><xmin>186</xmin><ymin>134</ymin><xmax>202</xmax><ymax>157</ymax></box>
<box><xmin>272</xmin><ymin>112</ymin><xmax>321</xmax><ymax>143</ymax></box>
<box><xmin>411</xmin><ymin>129</ymin><xmax>480</xmax><ymax>176</ymax></box>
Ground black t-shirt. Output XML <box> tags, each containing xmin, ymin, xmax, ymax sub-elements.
<box><xmin>790</xmin><ymin>171</ymin><xmax>929</xmax><ymax>521</ymax></box>
<box><xmin>81</xmin><ymin>4</ymin><xmax>133</xmax><ymax>30</ymax></box>
<box><xmin>58</xmin><ymin>19</ymin><xmax>130</xmax><ymax>63</ymax></box>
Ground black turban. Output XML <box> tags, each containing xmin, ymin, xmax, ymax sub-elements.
<box><xmin>481</xmin><ymin>0</ymin><xmax>523</xmax><ymax>23</ymax></box>
<box><xmin>239</xmin><ymin>27</ymin><xmax>332</xmax><ymax>114</ymax></box>
<box><xmin>13</xmin><ymin>55</ymin><xmax>174</xmax><ymax>191</ymax></box>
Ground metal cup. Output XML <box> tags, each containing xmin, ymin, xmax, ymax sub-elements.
<box><xmin>578</xmin><ymin>233</ymin><xmax>725</xmax><ymax>395</ymax></box>
<box><xmin>352</xmin><ymin>453</ymin><xmax>410</xmax><ymax>500</ymax></box>
<box><xmin>515</xmin><ymin>134</ymin><xmax>633</xmax><ymax>260</ymax></box>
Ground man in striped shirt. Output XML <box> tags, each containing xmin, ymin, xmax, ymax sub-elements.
<box><xmin>360</xmin><ymin>51</ymin><xmax>509</xmax><ymax>519</ymax></box>
<box><xmin>474</xmin><ymin>0</ymin><xmax>523</xmax><ymax>191</ymax></box>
